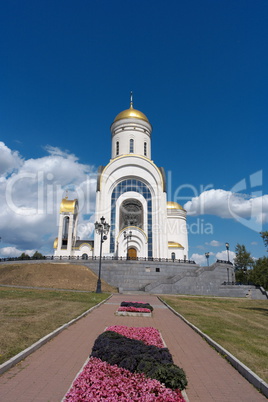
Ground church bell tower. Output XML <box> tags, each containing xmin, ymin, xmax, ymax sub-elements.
<box><xmin>94</xmin><ymin>94</ymin><xmax>188</xmax><ymax>260</ymax></box>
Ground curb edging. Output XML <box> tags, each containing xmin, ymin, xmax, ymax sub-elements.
<box><xmin>0</xmin><ymin>294</ymin><xmax>113</xmax><ymax>375</ymax></box>
<box><xmin>158</xmin><ymin>297</ymin><xmax>268</xmax><ymax>398</ymax></box>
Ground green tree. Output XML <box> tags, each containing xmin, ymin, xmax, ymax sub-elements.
<box><xmin>32</xmin><ymin>251</ymin><xmax>45</xmax><ymax>260</ymax></box>
<box><xmin>249</xmin><ymin>256</ymin><xmax>268</xmax><ymax>290</ymax></box>
<box><xmin>260</xmin><ymin>231</ymin><xmax>268</xmax><ymax>251</ymax></box>
<box><xmin>233</xmin><ymin>244</ymin><xmax>254</xmax><ymax>284</ymax></box>
<box><xmin>18</xmin><ymin>252</ymin><xmax>30</xmax><ymax>260</ymax></box>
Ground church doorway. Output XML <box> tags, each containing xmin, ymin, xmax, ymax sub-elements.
<box><xmin>128</xmin><ymin>248</ymin><xmax>137</xmax><ymax>260</ymax></box>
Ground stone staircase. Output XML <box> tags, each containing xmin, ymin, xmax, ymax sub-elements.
<box><xmin>75</xmin><ymin>259</ymin><xmax>267</xmax><ymax>299</ymax></box>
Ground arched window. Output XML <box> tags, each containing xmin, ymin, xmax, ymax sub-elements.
<box><xmin>62</xmin><ymin>216</ymin><xmax>69</xmax><ymax>246</ymax></box>
<box><xmin>129</xmin><ymin>139</ymin><xmax>134</xmax><ymax>153</ymax></box>
<box><xmin>116</xmin><ymin>141</ymin><xmax>119</xmax><ymax>156</ymax></box>
<box><xmin>144</xmin><ymin>142</ymin><xmax>147</xmax><ymax>156</ymax></box>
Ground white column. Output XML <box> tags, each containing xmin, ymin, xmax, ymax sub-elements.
<box><xmin>57</xmin><ymin>214</ymin><xmax>64</xmax><ymax>252</ymax></box>
<box><xmin>73</xmin><ymin>214</ymin><xmax>78</xmax><ymax>243</ymax></box>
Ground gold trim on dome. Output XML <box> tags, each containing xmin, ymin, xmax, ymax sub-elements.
<box><xmin>168</xmin><ymin>241</ymin><xmax>184</xmax><ymax>249</ymax></box>
<box><xmin>114</xmin><ymin>107</ymin><xmax>149</xmax><ymax>123</ymax></box>
<box><xmin>167</xmin><ymin>201</ymin><xmax>185</xmax><ymax>211</ymax></box>
<box><xmin>53</xmin><ymin>238</ymin><xmax>58</xmax><ymax>249</ymax></box>
<box><xmin>60</xmin><ymin>198</ymin><xmax>78</xmax><ymax>214</ymax></box>
<box><xmin>113</xmin><ymin>93</ymin><xmax>149</xmax><ymax>123</ymax></box>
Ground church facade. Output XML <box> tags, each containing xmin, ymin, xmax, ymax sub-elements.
<box><xmin>54</xmin><ymin>98</ymin><xmax>188</xmax><ymax>260</ymax></box>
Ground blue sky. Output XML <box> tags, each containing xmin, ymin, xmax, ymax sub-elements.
<box><xmin>0</xmin><ymin>0</ymin><xmax>267</xmax><ymax>264</ymax></box>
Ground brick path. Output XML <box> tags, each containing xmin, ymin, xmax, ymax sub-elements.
<box><xmin>0</xmin><ymin>294</ymin><xmax>266</xmax><ymax>401</ymax></box>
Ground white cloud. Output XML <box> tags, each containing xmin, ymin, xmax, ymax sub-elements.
<box><xmin>77</xmin><ymin>221</ymin><xmax>95</xmax><ymax>240</ymax></box>
<box><xmin>216</xmin><ymin>250</ymin><xmax>236</xmax><ymax>263</ymax></box>
<box><xmin>0</xmin><ymin>142</ymin><xmax>97</xmax><ymax>256</ymax></box>
<box><xmin>190</xmin><ymin>251</ymin><xmax>216</xmax><ymax>265</ymax></box>
<box><xmin>0</xmin><ymin>142</ymin><xmax>23</xmax><ymax>176</ymax></box>
<box><xmin>190</xmin><ymin>253</ymin><xmax>207</xmax><ymax>265</ymax></box>
<box><xmin>205</xmin><ymin>240</ymin><xmax>222</xmax><ymax>247</ymax></box>
<box><xmin>196</xmin><ymin>245</ymin><xmax>205</xmax><ymax>250</ymax></box>
<box><xmin>0</xmin><ymin>246</ymin><xmax>35</xmax><ymax>257</ymax></box>
<box><xmin>184</xmin><ymin>189</ymin><xmax>268</xmax><ymax>231</ymax></box>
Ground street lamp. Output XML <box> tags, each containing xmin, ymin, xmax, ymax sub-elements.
<box><xmin>94</xmin><ymin>216</ymin><xmax>110</xmax><ymax>293</ymax></box>
<box><xmin>124</xmin><ymin>230</ymin><xmax>132</xmax><ymax>259</ymax></box>
<box><xmin>225</xmin><ymin>242</ymin><xmax>230</xmax><ymax>263</ymax></box>
<box><xmin>205</xmin><ymin>252</ymin><xmax>210</xmax><ymax>266</ymax></box>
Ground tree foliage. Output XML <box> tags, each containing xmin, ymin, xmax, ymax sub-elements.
<box><xmin>249</xmin><ymin>257</ymin><xmax>268</xmax><ymax>290</ymax></box>
<box><xmin>234</xmin><ymin>244</ymin><xmax>254</xmax><ymax>270</ymax></box>
<box><xmin>17</xmin><ymin>251</ymin><xmax>45</xmax><ymax>260</ymax></box>
<box><xmin>260</xmin><ymin>231</ymin><xmax>268</xmax><ymax>252</ymax></box>
<box><xmin>18</xmin><ymin>252</ymin><xmax>30</xmax><ymax>260</ymax></box>
<box><xmin>233</xmin><ymin>244</ymin><xmax>254</xmax><ymax>285</ymax></box>
<box><xmin>32</xmin><ymin>251</ymin><xmax>45</xmax><ymax>259</ymax></box>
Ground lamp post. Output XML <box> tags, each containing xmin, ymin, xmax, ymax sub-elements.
<box><xmin>94</xmin><ymin>216</ymin><xmax>110</xmax><ymax>293</ymax></box>
<box><xmin>205</xmin><ymin>252</ymin><xmax>210</xmax><ymax>266</ymax></box>
<box><xmin>124</xmin><ymin>230</ymin><xmax>132</xmax><ymax>259</ymax></box>
<box><xmin>225</xmin><ymin>242</ymin><xmax>230</xmax><ymax>263</ymax></box>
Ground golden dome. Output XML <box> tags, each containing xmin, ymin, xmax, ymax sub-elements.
<box><xmin>114</xmin><ymin>106</ymin><xmax>149</xmax><ymax>123</ymax></box>
<box><xmin>114</xmin><ymin>93</ymin><xmax>149</xmax><ymax>123</ymax></box>
<box><xmin>53</xmin><ymin>238</ymin><xmax>58</xmax><ymax>249</ymax></box>
<box><xmin>167</xmin><ymin>201</ymin><xmax>184</xmax><ymax>210</ymax></box>
<box><xmin>168</xmin><ymin>242</ymin><xmax>184</xmax><ymax>248</ymax></box>
<box><xmin>60</xmin><ymin>198</ymin><xmax>78</xmax><ymax>214</ymax></box>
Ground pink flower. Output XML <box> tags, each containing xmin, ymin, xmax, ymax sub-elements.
<box><xmin>106</xmin><ymin>325</ymin><xmax>165</xmax><ymax>348</ymax></box>
<box><xmin>64</xmin><ymin>357</ymin><xmax>185</xmax><ymax>401</ymax></box>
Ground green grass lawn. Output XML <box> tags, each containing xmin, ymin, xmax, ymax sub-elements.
<box><xmin>161</xmin><ymin>295</ymin><xmax>268</xmax><ymax>382</ymax></box>
<box><xmin>0</xmin><ymin>287</ymin><xmax>109</xmax><ymax>364</ymax></box>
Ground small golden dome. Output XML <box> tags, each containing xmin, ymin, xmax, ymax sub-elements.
<box><xmin>168</xmin><ymin>241</ymin><xmax>184</xmax><ymax>248</ymax></box>
<box><xmin>114</xmin><ymin>106</ymin><xmax>149</xmax><ymax>123</ymax></box>
<box><xmin>60</xmin><ymin>198</ymin><xmax>78</xmax><ymax>214</ymax></box>
<box><xmin>53</xmin><ymin>238</ymin><xmax>58</xmax><ymax>249</ymax></box>
<box><xmin>167</xmin><ymin>201</ymin><xmax>184</xmax><ymax>210</ymax></box>
<box><xmin>114</xmin><ymin>93</ymin><xmax>149</xmax><ymax>123</ymax></box>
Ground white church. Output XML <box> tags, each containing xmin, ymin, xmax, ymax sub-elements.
<box><xmin>54</xmin><ymin>96</ymin><xmax>188</xmax><ymax>260</ymax></box>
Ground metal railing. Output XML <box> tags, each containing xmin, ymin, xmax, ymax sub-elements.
<box><xmin>0</xmin><ymin>255</ymin><xmax>196</xmax><ymax>264</ymax></box>
<box><xmin>216</xmin><ymin>259</ymin><xmax>233</xmax><ymax>265</ymax></box>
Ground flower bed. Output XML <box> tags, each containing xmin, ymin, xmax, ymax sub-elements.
<box><xmin>65</xmin><ymin>357</ymin><xmax>185</xmax><ymax>401</ymax></box>
<box><xmin>106</xmin><ymin>325</ymin><xmax>164</xmax><ymax>348</ymax></box>
<box><xmin>116</xmin><ymin>301</ymin><xmax>154</xmax><ymax>316</ymax></box>
<box><xmin>64</xmin><ymin>326</ymin><xmax>187</xmax><ymax>401</ymax></box>
<box><xmin>90</xmin><ymin>331</ymin><xmax>187</xmax><ymax>391</ymax></box>
<box><xmin>120</xmin><ymin>301</ymin><xmax>154</xmax><ymax>312</ymax></box>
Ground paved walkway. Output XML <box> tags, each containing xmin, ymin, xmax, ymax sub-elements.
<box><xmin>0</xmin><ymin>294</ymin><xmax>266</xmax><ymax>401</ymax></box>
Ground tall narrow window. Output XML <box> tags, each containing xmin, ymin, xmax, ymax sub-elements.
<box><xmin>144</xmin><ymin>142</ymin><xmax>147</xmax><ymax>156</ymax></box>
<box><xmin>129</xmin><ymin>139</ymin><xmax>134</xmax><ymax>153</ymax></box>
<box><xmin>116</xmin><ymin>141</ymin><xmax>119</xmax><ymax>156</ymax></box>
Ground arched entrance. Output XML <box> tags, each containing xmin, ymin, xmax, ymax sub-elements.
<box><xmin>128</xmin><ymin>248</ymin><xmax>137</xmax><ymax>260</ymax></box>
